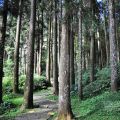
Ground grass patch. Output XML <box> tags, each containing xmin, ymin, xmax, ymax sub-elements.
<box><xmin>72</xmin><ymin>91</ymin><xmax>120</xmax><ymax>120</ymax></box>
<box><xmin>0</xmin><ymin>93</ymin><xmax>24</xmax><ymax>119</ymax></box>
<box><xmin>47</xmin><ymin>95</ymin><xmax>58</xmax><ymax>101</ymax></box>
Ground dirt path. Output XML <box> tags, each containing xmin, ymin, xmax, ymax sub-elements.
<box><xmin>15</xmin><ymin>90</ymin><xmax>58</xmax><ymax>120</ymax></box>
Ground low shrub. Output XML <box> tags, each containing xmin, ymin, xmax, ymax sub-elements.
<box><xmin>95</xmin><ymin>67</ymin><xmax>111</xmax><ymax>81</ymax></box>
<box><xmin>19</xmin><ymin>75</ymin><xmax>26</xmax><ymax>90</ymax></box>
<box><xmin>83</xmin><ymin>79</ymin><xmax>110</xmax><ymax>98</ymax></box>
<box><xmin>19</xmin><ymin>74</ymin><xmax>46</xmax><ymax>91</ymax></box>
<box><xmin>4</xmin><ymin>59</ymin><xmax>14</xmax><ymax>77</ymax></box>
<box><xmin>3</xmin><ymin>77</ymin><xmax>13</xmax><ymax>93</ymax></box>
<box><xmin>0</xmin><ymin>101</ymin><xmax>15</xmax><ymax>115</ymax></box>
<box><xmin>83</xmin><ymin>67</ymin><xmax>111</xmax><ymax>98</ymax></box>
<box><xmin>82</xmin><ymin>70</ymin><xmax>90</xmax><ymax>86</ymax></box>
<box><xmin>71</xmin><ymin>91</ymin><xmax>120</xmax><ymax>120</ymax></box>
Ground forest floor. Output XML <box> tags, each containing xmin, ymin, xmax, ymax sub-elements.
<box><xmin>15</xmin><ymin>88</ymin><xmax>58</xmax><ymax>120</ymax></box>
<box><xmin>1</xmin><ymin>87</ymin><xmax>120</xmax><ymax>120</ymax></box>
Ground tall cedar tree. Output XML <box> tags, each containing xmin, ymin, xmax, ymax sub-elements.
<box><xmin>38</xmin><ymin>9</ymin><xmax>44</xmax><ymax>75</ymax></box>
<box><xmin>90</xmin><ymin>0</ymin><xmax>96</xmax><ymax>82</ymax></box>
<box><xmin>57</xmin><ymin>0</ymin><xmax>73</xmax><ymax>119</ymax></box>
<box><xmin>23</xmin><ymin>0</ymin><xmax>36</xmax><ymax>108</ymax></box>
<box><xmin>108</xmin><ymin>0</ymin><xmax>118</xmax><ymax>91</ymax></box>
<box><xmin>46</xmin><ymin>18</ymin><xmax>51</xmax><ymax>84</ymax></box>
<box><xmin>70</xmin><ymin>16</ymin><xmax>75</xmax><ymax>89</ymax></box>
<box><xmin>78</xmin><ymin>3</ymin><xmax>83</xmax><ymax>100</ymax></box>
<box><xmin>53</xmin><ymin>0</ymin><xmax>59</xmax><ymax>95</ymax></box>
<box><xmin>13</xmin><ymin>0</ymin><xmax>23</xmax><ymax>94</ymax></box>
<box><xmin>0</xmin><ymin>0</ymin><xmax>8</xmax><ymax>104</ymax></box>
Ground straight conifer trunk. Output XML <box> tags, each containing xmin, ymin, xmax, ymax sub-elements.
<box><xmin>78</xmin><ymin>6</ymin><xmax>83</xmax><ymax>100</ymax></box>
<box><xmin>70</xmin><ymin>17</ymin><xmax>75</xmax><ymax>90</ymax></box>
<box><xmin>53</xmin><ymin>0</ymin><xmax>59</xmax><ymax>95</ymax></box>
<box><xmin>108</xmin><ymin>0</ymin><xmax>118</xmax><ymax>91</ymax></box>
<box><xmin>38</xmin><ymin>9</ymin><xmax>44</xmax><ymax>75</ymax></box>
<box><xmin>90</xmin><ymin>0</ymin><xmax>95</xmax><ymax>82</ymax></box>
<box><xmin>0</xmin><ymin>0</ymin><xmax>8</xmax><ymax>103</ymax></box>
<box><xmin>23</xmin><ymin>0</ymin><xmax>36</xmax><ymax>108</ymax></box>
<box><xmin>13</xmin><ymin>0</ymin><xmax>23</xmax><ymax>94</ymax></box>
<box><xmin>104</xmin><ymin>12</ymin><xmax>110</xmax><ymax>66</ymax></box>
<box><xmin>46</xmin><ymin>18</ymin><xmax>51</xmax><ymax>84</ymax></box>
<box><xmin>57</xmin><ymin>0</ymin><xmax>73</xmax><ymax>119</ymax></box>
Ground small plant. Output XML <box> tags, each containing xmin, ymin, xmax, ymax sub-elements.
<box><xmin>4</xmin><ymin>59</ymin><xmax>14</xmax><ymax>77</ymax></box>
<box><xmin>19</xmin><ymin>75</ymin><xmax>26</xmax><ymax>90</ymax></box>
<box><xmin>96</xmin><ymin>67</ymin><xmax>111</xmax><ymax>81</ymax></box>
<box><xmin>0</xmin><ymin>101</ymin><xmax>15</xmax><ymax>115</ymax></box>
<box><xmin>82</xmin><ymin>70</ymin><xmax>90</xmax><ymax>86</ymax></box>
<box><xmin>3</xmin><ymin>77</ymin><xmax>13</xmax><ymax>93</ymax></box>
<box><xmin>19</xmin><ymin>74</ymin><xmax>46</xmax><ymax>91</ymax></box>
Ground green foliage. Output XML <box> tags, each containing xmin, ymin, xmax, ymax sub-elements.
<box><xmin>0</xmin><ymin>93</ymin><xmax>24</xmax><ymax>119</ymax></box>
<box><xmin>19</xmin><ymin>75</ymin><xmax>26</xmax><ymax>90</ymax></box>
<box><xmin>0</xmin><ymin>101</ymin><xmax>14</xmax><ymax>115</ymax></box>
<box><xmin>96</xmin><ymin>67</ymin><xmax>111</xmax><ymax>81</ymax></box>
<box><xmin>47</xmin><ymin>95</ymin><xmax>58</xmax><ymax>101</ymax></box>
<box><xmin>34</xmin><ymin>74</ymin><xmax>46</xmax><ymax>83</ymax></box>
<box><xmin>19</xmin><ymin>74</ymin><xmax>46</xmax><ymax>91</ymax></box>
<box><xmin>83</xmin><ymin>67</ymin><xmax>110</xmax><ymax>98</ymax></box>
<box><xmin>46</xmin><ymin>88</ymin><xmax>120</xmax><ymax>120</ymax></box>
<box><xmin>3</xmin><ymin>93</ymin><xmax>23</xmax><ymax>107</ymax></box>
<box><xmin>71</xmin><ymin>91</ymin><xmax>120</xmax><ymax>120</ymax></box>
<box><xmin>3</xmin><ymin>74</ymin><xmax>46</xmax><ymax>94</ymax></box>
<box><xmin>83</xmin><ymin>79</ymin><xmax>110</xmax><ymax>98</ymax></box>
<box><xmin>4</xmin><ymin>59</ymin><xmax>14</xmax><ymax>76</ymax></box>
<box><xmin>3</xmin><ymin>77</ymin><xmax>13</xmax><ymax>93</ymax></box>
<box><xmin>82</xmin><ymin>70</ymin><xmax>90</xmax><ymax>86</ymax></box>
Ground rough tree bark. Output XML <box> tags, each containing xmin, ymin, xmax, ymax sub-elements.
<box><xmin>104</xmin><ymin>10</ymin><xmax>110</xmax><ymax>66</ymax></box>
<box><xmin>23</xmin><ymin>0</ymin><xmax>36</xmax><ymax>109</ymax></box>
<box><xmin>46</xmin><ymin>18</ymin><xmax>51</xmax><ymax>84</ymax></box>
<box><xmin>57</xmin><ymin>0</ymin><xmax>73</xmax><ymax>119</ymax></box>
<box><xmin>78</xmin><ymin>4</ymin><xmax>83</xmax><ymax>100</ymax></box>
<box><xmin>70</xmin><ymin>16</ymin><xmax>75</xmax><ymax>90</ymax></box>
<box><xmin>90</xmin><ymin>0</ymin><xmax>95</xmax><ymax>82</ymax></box>
<box><xmin>108</xmin><ymin>0</ymin><xmax>118</xmax><ymax>91</ymax></box>
<box><xmin>0</xmin><ymin>0</ymin><xmax>8</xmax><ymax>104</ymax></box>
<box><xmin>53</xmin><ymin>0</ymin><xmax>59</xmax><ymax>95</ymax></box>
<box><xmin>13</xmin><ymin>0</ymin><xmax>23</xmax><ymax>94</ymax></box>
<box><xmin>58</xmin><ymin>0</ymin><xmax>62</xmax><ymax>63</ymax></box>
<box><xmin>38</xmin><ymin>9</ymin><xmax>44</xmax><ymax>75</ymax></box>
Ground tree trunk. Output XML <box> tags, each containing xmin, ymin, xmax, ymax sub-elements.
<box><xmin>23</xmin><ymin>0</ymin><xmax>36</xmax><ymax>109</ymax></box>
<box><xmin>104</xmin><ymin>12</ymin><xmax>110</xmax><ymax>66</ymax></box>
<box><xmin>0</xmin><ymin>0</ymin><xmax>8</xmax><ymax>104</ymax></box>
<box><xmin>57</xmin><ymin>1</ymin><xmax>73</xmax><ymax>119</ymax></box>
<box><xmin>53</xmin><ymin>0</ymin><xmax>59</xmax><ymax>95</ymax></box>
<box><xmin>90</xmin><ymin>0</ymin><xmax>95</xmax><ymax>82</ymax></box>
<box><xmin>78</xmin><ymin>6</ymin><xmax>83</xmax><ymax>100</ymax></box>
<box><xmin>34</xmin><ymin>50</ymin><xmax>37</xmax><ymax>74</ymax></box>
<box><xmin>98</xmin><ymin>31</ymin><xmax>102</xmax><ymax>69</ymax></box>
<box><xmin>108</xmin><ymin>0</ymin><xmax>118</xmax><ymax>91</ymax></box>
<box><xmin>13</xmin><ymin>0</ymin><xmax>23</xmax><ymax>94</ymax></box>
<box><xmin>38</xmin><ymin>9</ymin><xmax>44</xmax><ymax>75</ymax></box>
<box><xmin>46</xmin><ymin>18</ymin><xmax>51</xmax><ymax>84</ymax></box>
<box><xmin>23</xmin><ymin>49</ymin><xmax>26</xmax><ymax>74</ymax></box>
<box><xmin>58</xmin><ymin>0</ymin><xmax>62</xmax><ymax>64</ymax></box>
<box><xmin>70</xmin><ymin>17</ymin><xmax>75</xmax><ymax>90</ymax></box>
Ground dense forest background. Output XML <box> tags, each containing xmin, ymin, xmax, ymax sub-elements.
<box><xmin>0</xmin><ymin>0</ymin><xmax>120</xmax><ymax>120</ymax></box>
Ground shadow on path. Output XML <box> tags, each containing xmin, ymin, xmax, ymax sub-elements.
<box><xmin>15</xmin><ymin>90</ymin><xmax>58</xmax><ymax>120</ymax></box>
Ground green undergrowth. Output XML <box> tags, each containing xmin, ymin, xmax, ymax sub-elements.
<box><xmin>46</xmin><ymin>90</ymin><xmax>120</xmax><ymax>120</ymax></box>
<box><xmin>0</xmin><ymin>93</ymin><xmax>24</xmax><ymax>119</ymax></box>
<box><xmin>72</xmin><ymin>91</ymin><xmax>120</xmax><ymax>120</ymax></box>
<box><xmin>47</xmin><ymin>94</ymin><xmax>58</xmax><ymax>101</ymax></box>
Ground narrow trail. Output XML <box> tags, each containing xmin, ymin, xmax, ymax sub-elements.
<box><xmin>15</xmin><ymin>89</ymin><xmax>58</xmax><ymax>120</ymax></box>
